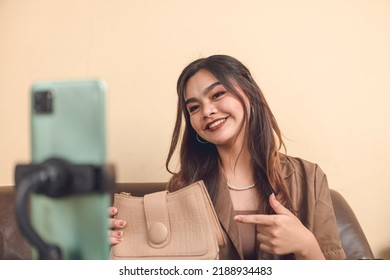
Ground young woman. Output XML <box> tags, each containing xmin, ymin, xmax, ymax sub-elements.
<box><xmin>110</xmin><ymin>55</ymin><xmax>346</xmax><ymax>260</ymax></box>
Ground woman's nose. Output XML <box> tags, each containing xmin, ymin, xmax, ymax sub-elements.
<box><xmin>202</xmin><ymin>102</ymin><xmax>217</xmax><ymax>118</ymax></box>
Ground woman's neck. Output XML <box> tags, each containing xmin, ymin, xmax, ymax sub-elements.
<box><xmin>217</xmin><ymin>144</ymin><xmax>254</xmax><ymax>186</ymax></box>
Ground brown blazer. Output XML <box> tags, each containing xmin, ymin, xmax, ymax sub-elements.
<box><xmin>214</xmin><ymin>154</ymin><xmax>346</xmax><ymax>260</ymax></box>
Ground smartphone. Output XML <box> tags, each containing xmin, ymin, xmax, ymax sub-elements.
<box><xmin>29</xmin><ymin>79</ymin><xmax>110</xmax><ymax>259</ymax></box>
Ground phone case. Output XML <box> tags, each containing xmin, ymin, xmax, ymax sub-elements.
<box><xmin>31</xmin><ymin>80</ymin><xmax>106</xmax><ymax>164</ymax></box>
<box><xmin>29</xmin><ymin>79</ymin><xmax>110</xmax><ymax>259</ymax></box>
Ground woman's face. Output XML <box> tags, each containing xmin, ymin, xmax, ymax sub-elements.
<box><xmin>184</xmin><ymin>69</ymin><xmax>248</xmax><ymax>147</ymax></box>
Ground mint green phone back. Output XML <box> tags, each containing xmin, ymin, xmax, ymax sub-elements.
<box><xmin>31</xmin><ymin>80</ymin><xmax>106</xmax><ymax>164</ymax></box>
<box><xmin>30</xmin><ymin>80</ymin><xmax>110</xmax><ymax>259</ymax></box>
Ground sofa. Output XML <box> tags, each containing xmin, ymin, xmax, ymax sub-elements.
<box><xmin>0</xmin><ymin>183</ymin><xmax>375</xmax><ymax>260</ymax></box>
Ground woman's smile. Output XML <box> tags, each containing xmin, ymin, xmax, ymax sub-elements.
<box><xmin>205</xmin><ymin>117</ymin><xmax>228</xmax><ymax>131</ymax></box>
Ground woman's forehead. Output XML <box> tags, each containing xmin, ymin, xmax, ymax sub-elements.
<box><xmin>184</xmin><ymin>69</ymin><xmax>220</xmax><ymax>98</ymax></box>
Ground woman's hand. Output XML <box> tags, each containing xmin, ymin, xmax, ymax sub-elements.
<box><xmin>234</xmin><ymin>194</ymin><xmax>325</xmax><ymax>260</ymax></box>
<box><xmin>108</xmin><ymin>206</ymin><xmax>126</xmax><ymax>245</ymax></box>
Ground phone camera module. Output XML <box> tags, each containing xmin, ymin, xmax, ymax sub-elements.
<box><xmin>34</xmin><ymin>91</ymin><xmax>53</xmax><ymax>114</ymax></box>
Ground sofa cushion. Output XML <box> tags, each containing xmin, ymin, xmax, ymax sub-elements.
<box><xmin>0</xmin><ymin>186</ymin><xmax>32</xmax><ymax>259</ymax></box>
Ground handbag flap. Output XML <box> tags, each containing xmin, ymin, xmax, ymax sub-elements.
<box><xmin>143</xmin><ymin>191</ymin><xmax>171</xmax><ymax>248</ymax></box>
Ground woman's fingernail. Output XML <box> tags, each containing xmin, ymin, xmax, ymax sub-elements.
<box><xmin>116</xmin><ymin>231</ymin><xmax>123</xmax><ymax>237</ymax></box>
<box><xmin>119</xmin><ymin>221</ymin><xmax>126</xmax><ymax>227</ymax></box>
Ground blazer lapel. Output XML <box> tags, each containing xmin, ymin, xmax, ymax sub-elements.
<box><xmin>213</xmin><ymin>155</ymin><xmax>296</xmax><ymax>260</ymax></box>
<box><xmin>214</xmin><ymin>180</ymin><xmax>244</xmax><ymax>259</ymax></box>
<box><xmin>281</xmin><ymin>154</ymin><xmax>295</xmax><ymax>179</ymax></box>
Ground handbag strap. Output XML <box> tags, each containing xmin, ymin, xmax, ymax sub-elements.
<box><xmin>196</xmin><ymin>181</ymin><xmax>226</xmax><ymax>248</ymax></box>
<box><xmin>144</xmin><ymin>190</ymin><xmax>171</xmax><ymax>248</ymax></box>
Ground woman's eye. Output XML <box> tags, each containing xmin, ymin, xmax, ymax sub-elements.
<box><xmin>188</xmin><ymin>105</ymin><xmax>200</xmax><ymax>113</ymax></box>
<box><xmin>212</xmin><ymin>91</ymin><xmax>226</xmax><ymax>99</ymax></box>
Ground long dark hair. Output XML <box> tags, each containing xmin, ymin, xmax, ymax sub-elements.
<box><xmin>166</xmin><ymin>55</ymin><xmax>292</xmax><ymax>214</ymax></box>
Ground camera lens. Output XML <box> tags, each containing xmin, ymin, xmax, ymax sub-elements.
<box><xmin>34</xmin><ymin>90</ymin><xmax>53</xmax><ymax>114</ymax></box>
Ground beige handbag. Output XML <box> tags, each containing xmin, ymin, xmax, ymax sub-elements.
<box><xmin>110</xmin><ymin>180</ymin><xmax>226</xmax><ymax>260</ymax></box>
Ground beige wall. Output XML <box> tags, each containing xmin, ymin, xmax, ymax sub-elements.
<box><xmin>1</xmin><ymin>0</ymin><xmax>389</xmax><ymax>259</ymax></box>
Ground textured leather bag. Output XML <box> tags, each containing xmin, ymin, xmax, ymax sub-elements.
<box><xmin>110</xmin><ymin>180</ymin><xmax>226</xmax><ymax>260</ymax></box>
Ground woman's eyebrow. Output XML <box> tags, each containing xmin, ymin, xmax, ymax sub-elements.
<box><xmin>203</xmin><ymin>81</ymin><xmax>221</xmax><ymax>95</ymax></box>
<box><xmin>184</xmin><ymin>82</ymin><xmax>221</xmax><ymax>106</ymax></box>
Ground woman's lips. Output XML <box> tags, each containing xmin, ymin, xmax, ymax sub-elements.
<box><xmin>205</xmin><ymin>117</ymin><xmax>227</xmax><ymax>131</ymax></box>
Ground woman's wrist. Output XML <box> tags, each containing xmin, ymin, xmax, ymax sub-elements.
<box><xmin>295</xmin><ymin>231</ymin><xmax>325</xmax><ymax>260</ymax></box>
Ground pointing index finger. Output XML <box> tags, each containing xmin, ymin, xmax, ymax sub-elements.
<box><xmin>234</xmin><ymin>214</ymin><xmax>274</xmax><ymax>226</ymax></box>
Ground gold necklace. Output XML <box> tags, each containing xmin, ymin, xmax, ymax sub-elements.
<box><xmin>227</xmin><ymin>182</ymin><xmax>256</xmax><ymax>191</ymax></box>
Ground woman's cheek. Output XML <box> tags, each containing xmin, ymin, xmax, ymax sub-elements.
<box><xmin>190</xmin><ymin>118</ymin><xmax>200</xmax><ymax>134</ymax></box>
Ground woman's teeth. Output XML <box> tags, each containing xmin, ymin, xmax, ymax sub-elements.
<box><xmin>208</xmin><ymin>118</ymin><xmax>226</xmax><ymax>129</ymax></box>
